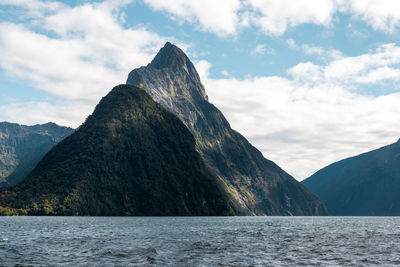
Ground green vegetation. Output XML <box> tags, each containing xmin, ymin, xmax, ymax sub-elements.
<box><xmin>0</xmin><ymin>85</ymin><xmax>235</xmax><ymax>216</ymax></box>
<box><xmin>0</xmin><ymin>122</ymin><xmax>73</xmax><ymax>187</ymax></box>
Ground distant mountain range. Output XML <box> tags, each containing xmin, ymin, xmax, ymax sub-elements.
<box><xmin>127</xmin><ymin>42</ymin><xmax>327</xmax><ymax>216</ymax></box>
<box><xmin>0</xmin><ymin>122</ymin><xmax>73</xmax><ymax>188</ymax></box>
<box><xmin>303</xmin><ymin>139</ymin><xmax>400</xmax><ymax>215</ymax></box>
<box><xmin>0</xmin><ymin>85</ymin><xmax>235</xmax><ymax>216</ymax></box>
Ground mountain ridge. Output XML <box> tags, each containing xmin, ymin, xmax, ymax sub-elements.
<box><xmin>127</xmin><ymin>42</ymin><xmax>328</xmax><ymax>215</ymax></box>
<box><xmin>0</xmin><ymin>85</ymin><xmax>236</xmax><ymax>216</ymax></box>
<box><xmin>303</xmin><ymin>139</ymin><xmax>400</xmax><ymax>215</ymax></box>
<box><xmin>0</xmin><ymin>122</ymin><xmax>73</xmax><ymax>187</ymax></box>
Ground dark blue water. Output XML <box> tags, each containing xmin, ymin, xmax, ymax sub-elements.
<box><xmin>1</xmin><ymin>217</ymin><xmax>400</xmax><ymax>266</ymax></box>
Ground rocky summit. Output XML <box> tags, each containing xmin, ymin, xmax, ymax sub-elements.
<box><xmin>303</xmin><ymin>139</ymin><xmax>400</xmax><ymax>215</ymax></box>
<box><xmin>0</xmin><ymin>122</ymin><xmax>73</xmax><ymax>188</ymax></box>
<box><xmin>0</xmin><ymin>85</ymin><xmax>236</xmax><ymax>216</ymax></box>
<box><xmin>127</xmin><ymin>42</ymin><xmax>328</xmax><ymax>215</ymax></box>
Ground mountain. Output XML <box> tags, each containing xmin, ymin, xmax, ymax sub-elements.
<box><xmin>0</xmin><ymin>122</ymin><xmax>73</xmax><ymax>188</ymax></box>
<box><xmin>0</xmin><ymin>85</ymin><xmax>236</xmax><ymax>216</ymax></box>
<box><xmin>127</xmin><ymin>42</ymin><xmax>328</xmax><ymax>215</ymax></box>
<box><xmin>303</xmin><ymin>139</ymin><xmax>400</xmax><ymax>215</ymax></box>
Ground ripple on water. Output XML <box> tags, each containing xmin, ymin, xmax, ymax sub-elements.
<box><xmin>0</xmin><ymin>217</ymin><xmax>400</xmax><ymax>266</ymax></box>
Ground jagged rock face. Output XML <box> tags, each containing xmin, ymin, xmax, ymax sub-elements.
<box><xmin>127</xmin><ymin>42</ymin><xmax>328</xmax><ymax>215</ymax></box>
<box><xmin>303</xmin><ymin>139</ymin><xmax>400</xmax><ymax>215</ymax></box>
<box><xmin>0</xmin><ymin>122</ymin><xmax>73</xmax><ymax>187</ymax></box>
<box><xmin>0</xmin><ymin>85</ymin><xmax>236</xmax><ymax>216</ymax></box>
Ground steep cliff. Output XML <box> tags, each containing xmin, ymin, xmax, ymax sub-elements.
<box><xmin>127</xmin><ymin>42</ymin><xmax>328</xmax><ymax>215</ymax></box>
<box><xmin>0</xmin><ymin>122</ymin><xmax>73</xmax><ymax>187</ymax></box>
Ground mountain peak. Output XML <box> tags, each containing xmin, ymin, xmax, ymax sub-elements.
<box><xmin>127</xmin><ymin>44</ymin><xmax>328</xmax><ymax>216</ymax></box>
<box><xmin>128</xmin><ymin>42</ymin><xmax>206</xmax><ymax>101</ymax></box>
<box><xmin>150</xmin><ymin>42</ymin><xmax>193</xmax><ymax>70</ymax></box>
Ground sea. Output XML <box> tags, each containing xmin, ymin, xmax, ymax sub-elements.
<box><xmin>0</xmin><ymin>216</ymin><xmax>400</xmax><ymax>266</ymax></box>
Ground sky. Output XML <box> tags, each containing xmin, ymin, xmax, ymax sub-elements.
<box><xmin>0</xmin><ymin>0</ymin><xmax>400</xmax><ymax>180</ymax></box>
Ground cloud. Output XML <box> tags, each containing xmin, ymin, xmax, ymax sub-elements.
<box><xmin>220</xmin><ymin>70</ymin><xmax>230</xmax><ymax>76</ymax></box>
<box><xmin>344</xmin><ymin>0</ymin><xmax>400</xmax><ymax>33</ymax></box>
<box><xmin>287</xmin><ymin>43</ymin><xmax>400</xmax><ymax>86</ymax></box>
<box><xmin>246</xmin><ymin>0</ymin><xmax>338</xmax><ymax>35</ymax></box>
<box><xmin>251</xmin><ymin>44</ymin><xmax>275</xmax><ymax>55</ymax></box>
<box><xmin>288</xmin><ymin>62</ymin><xmax>323</xmax><ymax>83</ymax></box>
<box><xmin>194</xmin><ymin>60</ymin><xmax>212</xmax><ymax>80</ymax></box>
<box><xmin>0</xmin><ymin>0</ymin><xmax>65</xmax><ymax>17</ymax></box>
<box><xmin>0</xmin><ymin>0</ymin><xmax>173</xmax><ymax>127</ymax></box>
<box><xmin>245</xmin><ymin>0</ymin><xmax>400</xmax><ymax>36</ymax></box>
<box><xmin>0</xmin><ymin>100</ymin><xmax>93</xmax><ymax>128</ymax></box>
<box><xmin>142</xmin><ymin>0</ymin><xmax>338</xmax><ymax>36</ymax></box>
<box><xmin>252</xmin><ymin>44</ymin><xmax>266</xmax><ymax>55</ymax></box>
<box><xmin>141</xmin><ymin>0</ymin><xmax>400</xmax><ymax>36</ymax></box>
<box><xmin>301</xmin><ymin>44</ymin><xmax>342</xmax><ymax>61</ymax></box>
<box><xmin>286</xmin><ymin>38</ymin><xmax>299</xmax><ymax>50</ymax></box>
<box><xmin>347</xmin><ymin>23</ymin><xmax>369</xmax><ymax>39</ymax></box>
<box><xmin>196</xmin><ymin>44</ymin><xmax>400</xmax><ymax>180</ymax></box>
<box><xmin>142</xmin><ymin>0</ymin><xmax>242</xmax><ymax>37</ymax></box>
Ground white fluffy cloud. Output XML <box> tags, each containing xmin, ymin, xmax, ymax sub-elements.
<box><xmin>246</xmin><ymin>0</ymin><xmax>337</xmax><ymax>35</ymax></box>
<box><xmin>0</xmin><ymin>0</ymin><xmax>171</xmax><ymax>127</ymax></box>
<box><xmin>0</xmin><ymin>100</ymin><xmax>92</xmax><ymax>127</ymax></box>
<box><xmin>344</xmin><ymin>0</ymin><xmax>400</xmax><ymax>33</ymax></box>
<box><xmin>298</xmin><ymin>43</ymin><xmax>400</xmax><ymax>84</ymax></box>
<box><xmin>0</xmin><ymin>0</ymin><xmax>65</xmax><ymax>16</ymax></box>
<box><xmin>143</xmin><ymin>0</ymin><xmax>242</xmax><ymax>36</ymax></box>
<box><xmin>301</xmin><ymin>44</ymin><xmax>342</xmax><ymax>61</ymax></box>
<box><xmin>251</xmin><ymin>44</ymin><xmax>275</xmax><ymax>55</ymax></box>
<box><xmin>142</xmin><ymin>0</ymin><xmax>400</xmax><ymax>36</ymax></box>
<box><xmin>197</xmin><ymin>44</ymin><xmax>400</xmax><ymax>179</ymax></box>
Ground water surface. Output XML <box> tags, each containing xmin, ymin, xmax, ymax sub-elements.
<box><xmin>1</xmin><ymin>217</ymin><xmax>400</xmax><ymax>266</ymax></box>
